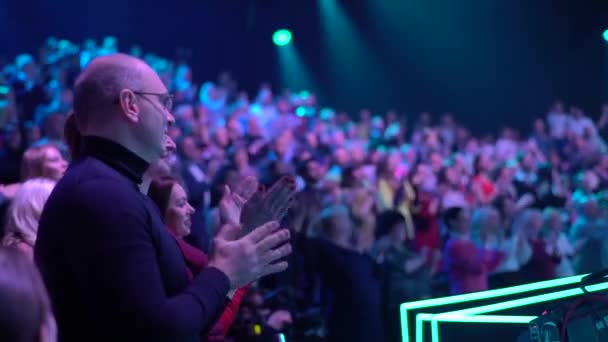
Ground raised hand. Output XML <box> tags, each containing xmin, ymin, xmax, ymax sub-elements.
<box><xmin>208</xmin><ymin>221</ymin><xmax>292</xmax><ymax>289</ymax></box>
<box><xmin>219</xmin><ymin>176</ymin><xmax>260</xmax><ymax>227</ymax></box>
<box><xmin>240</xmin><ymin>176</ymin><xmax>296</xmax><ymax>233</ymax></box>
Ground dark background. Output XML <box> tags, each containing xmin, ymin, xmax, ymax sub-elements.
<box><xmin>2</xmin><ymin>0</ymin><xmax>608</xmax><ymax>133</ymax></box>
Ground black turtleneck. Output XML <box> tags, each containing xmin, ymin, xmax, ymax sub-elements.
<box><xmin>35</xmin><ymin>136</ymin><xmax>230</xmax><ymax>342</ymax></box>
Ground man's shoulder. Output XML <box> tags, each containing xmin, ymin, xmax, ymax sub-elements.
<box><xmin>49</xmin><ymin>158</ymin><xmax>142</xmax><ymax>210</ymax></box>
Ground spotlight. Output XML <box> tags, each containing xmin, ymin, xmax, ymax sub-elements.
<box><xmin>604</xmin><ymin>29</ymin><xmax>608</xmax><ymax>42</ymax></box>
<box><xmin>273</xmin><ymin>29</ymin><xmax>292</xmax><ymax>46</ymax></box>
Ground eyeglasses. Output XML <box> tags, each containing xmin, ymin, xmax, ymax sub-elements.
<box><xmin>114</xmin><ymin>90</ymin><xmax>174</xmax><ymax>112</ymax></box>
<box><xmin>133</xmin><ymin>91</ymin><xmax>174</xmax><ymax>112</ymax></box>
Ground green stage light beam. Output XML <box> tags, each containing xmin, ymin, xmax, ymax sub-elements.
<box><xmin>276</xmin><ymin>40</ymin><xmax>317</xmax><ymax>94</ymax></box>
<box><xmin>400</xmin><ymin>274</ymin><xmax>586</xmax><ymax>342</ymax></box>
<box><xmin>273</xmin><ymin>29</ymin><xmax>292</xmax><ymax>46</ymax></box>
<box><xmin>603</xmin><ymin>29</ymin><xmax>608</xmax><ymax>42</ymax></box>
<box><xmin>318</xmin><ymin>0</ymin><xmax>386</xmax><ymax>105</ymax></box>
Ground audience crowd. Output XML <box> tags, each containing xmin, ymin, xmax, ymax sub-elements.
<box><xmin>1</xmin><ymin>36</ymin><xmax>608</xmax><ymax>342</ymax></box>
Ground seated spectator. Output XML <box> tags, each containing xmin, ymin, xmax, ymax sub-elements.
<box><xmin>2</xmin><ymin>178</ymin><xmax>56</xmax><ymax>259</ymax></box>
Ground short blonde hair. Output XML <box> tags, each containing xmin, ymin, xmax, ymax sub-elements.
<box><xmin>3</xmin><ymin>178</ymin><xmax>56</xmax><ymax>248</ymax></box>
<box><xmin>20</xmin><ymin>144</ymin><xmax>58</xmax><ymax>181</ymax></box>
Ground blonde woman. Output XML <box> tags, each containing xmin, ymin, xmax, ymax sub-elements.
<box><xmin>21</xmin><ymin>144</ymin><xmax>68</xmax><ymax>181</ymax></box>
<box><xmin>2</xmin><ymin>178</ymin><xmax>56</xmax><ymax>259</ymax></box>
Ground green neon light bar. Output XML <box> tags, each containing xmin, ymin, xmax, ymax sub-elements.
<box><xmin>415</xmin><ymin>314</ymin><xmax>434</xmax><ymax>342</ymax></box>
<box><xmin>400</xmin><ymin>274</ymin><xmax>585</xmax><ymax>342</ymax></box>
<box><xmin>429</xmin><ymin>283</ymin><xmax>608</xmax><ymax>342</ymax></box>
<box><xmin>436</xmin><ymin>314</ymin><xmax>535</xmax><ymax>323</ymax></box>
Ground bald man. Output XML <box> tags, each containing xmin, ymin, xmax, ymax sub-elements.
<box><xmin>35</xmin><ymin>54</ymin><xmax>291</xmax><ymax>342</ymax></box>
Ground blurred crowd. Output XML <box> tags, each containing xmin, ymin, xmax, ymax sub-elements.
<box><xmin>1</xmin><ymin>36</ymin><xmax>608</xmax><ymax>341</ymax></box>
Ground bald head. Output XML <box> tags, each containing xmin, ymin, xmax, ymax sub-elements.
<box><xmin>73</xmin><ymin>53</ymin><xmax>148</xmax><ymax>132</ymax></box>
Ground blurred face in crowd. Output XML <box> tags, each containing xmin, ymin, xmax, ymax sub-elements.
<box><xmin>305</xmin><ymin>132</ymin><xmax>318</xmax><ymax>149</ymax></box>
<box><xmin>483</xmin><ymin>208</ymin><xmax>501</xmax><ymax>236</ymax></box>
<box><xmin>276</xmin><ymin>99</ymin><xmax>290</xmax><ymax>114</ymax></box>
<box><xmin>174</xmin><ymin>105</ymin><xmax>195</xmax><ymax>122</ymax></box>
<box><xmin>500</xmin><ymin>165</ymin><xmax>517</xmax><ymax>182</ymax></box>
<box><xmin>179</xmin><ymin>136</ymin><xmax>201</xmax><ymax>162</ymax></box>
<box><xmin>533</xmin><ymin>118</ymin><xmax>546</xmax><ymax>134</ymax></box>
<box><xmin>476</xmin><ymin>152</ymin><xmax>492</xmax><ymax>173</ymax></box>
<box><xmin>350</xmin><ymin>144</ymin><xmax>366</xmax><ymax>165</ymax></box>
<box><xmin>275</xmin><ymin>131</ymin><xmax>293</xmax><ymax>157</ymax></box>
<box><xmin>386</xmin><ymin>110</ymin><xmax>397</xmax><ymax>124</ymax></box>
<box><xmin>306</xmin><ymin>159</ymin><xmax>325</xmax><ymax>182</ymax></box>
<box><xmin>247</xmin><ymin>117</ymin><xmax>263</xmax><ymax>137</ymax></box>
<box><xmin>213</xmin><ymin>127</ymin><xmax>230</xmax><ymax>148</ymax></box>
<box><xmin>41</xmin><ymin>146</ymin><xmax>68</xmax><ymax>181</ymax></box>
<box><xmin>233</xmin><ymin>146</ymin><xmax>249</xmax><ymax>168</ymax></box>
<box><xmin>544</xmin><ymin>210</ymin><xmax>563</xmax><ymax>234</ymax></box>
<box><xmin>526</xmin><ymin>211</ymin><xmax>543</xmax><ymax>238</ymax></box>
<box><xmin>359</xmin><ymin>109</ymin><xmax>371</xmax><ymax>123</ymax></box>
<box><xmin>582</xmin><ymin>170</ymin><xmax>599</xmax><ymax>192</ymax></box>
<box><xmin>332</xmin><ymin>130</ymin><xmax>346</xmax><ymax>147</ymax></box>
<box><xmin>430</xmin><ymin>152</ymin><xmax>444</xmax><ymax>173</ymax></box>
<box><xmin>165</xmin><ymin>183</ymin><xmax>195</xmax><ymax>238</ymax></box>
<box><xmin>520</xmin><ymin>153</ymin><xmax>535</xmax><ymax>172</ymax></box>
<box><xmin>445</xmin><ymin>166</ymin><xmax>460</xmax><ymax>186</ymax></box>
<box><xmin>226</xmin><ymin>117</ymin><xmax>243</xmax><ymax>140</ymax></box>
<box><xmin>452</xmin><ymin>208</ymin><xmax>471</xmax><ymax>235</ymax></box>
<box><xmin>333</xmin><ymin>147</ymin><xmax>350</xmax><ymax>167</ymax></box>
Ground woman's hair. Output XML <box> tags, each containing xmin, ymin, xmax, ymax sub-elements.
<box><xmin>20</xmin><ymin>144</ymin><xmax>57</xmax><ymax>181</ymax></box>
<box><xmin>3</xmin><ymin>178</ymin><xmax>56</xmax><ymax>248</ymax></box>
<box><xmin>0</xmin><ymin>247</ymin><xmax>56</xmax><ymax>342</ymax></box>
<box><xmin>148</xmin><ymin>176</ymin><xmax>179</xmax><ymax>218</ymax></box>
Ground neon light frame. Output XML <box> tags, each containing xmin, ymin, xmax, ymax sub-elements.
<box><xmin>428</xmin><ymin>282</ymin><xmax>608</xmax><ymax>342</ymax></box>
<box><xmin>400</xmin><ymin>274</ymin><xmax>586</xmax><ymax>342</ymax></box>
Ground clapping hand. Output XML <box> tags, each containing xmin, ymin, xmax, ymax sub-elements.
<box><xmin>209</xmin><ymin>221</ymin><xmax>292</xmax><ymax>289</ymax></box>
<box><xmin>240</xmin><ymin>176</ymin><xmax>297</xmax><ymax>234</ymax></box>
<box><xmin>219</xmin><ymin>176</ymin><xmax>259</xmax><ymax>227</ymax></box>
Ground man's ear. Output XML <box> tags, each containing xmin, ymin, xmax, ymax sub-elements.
<box><xmin>119</xmin><ymin>89</ymin><xmax>139</xmax><ymax>123</ymax></box>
